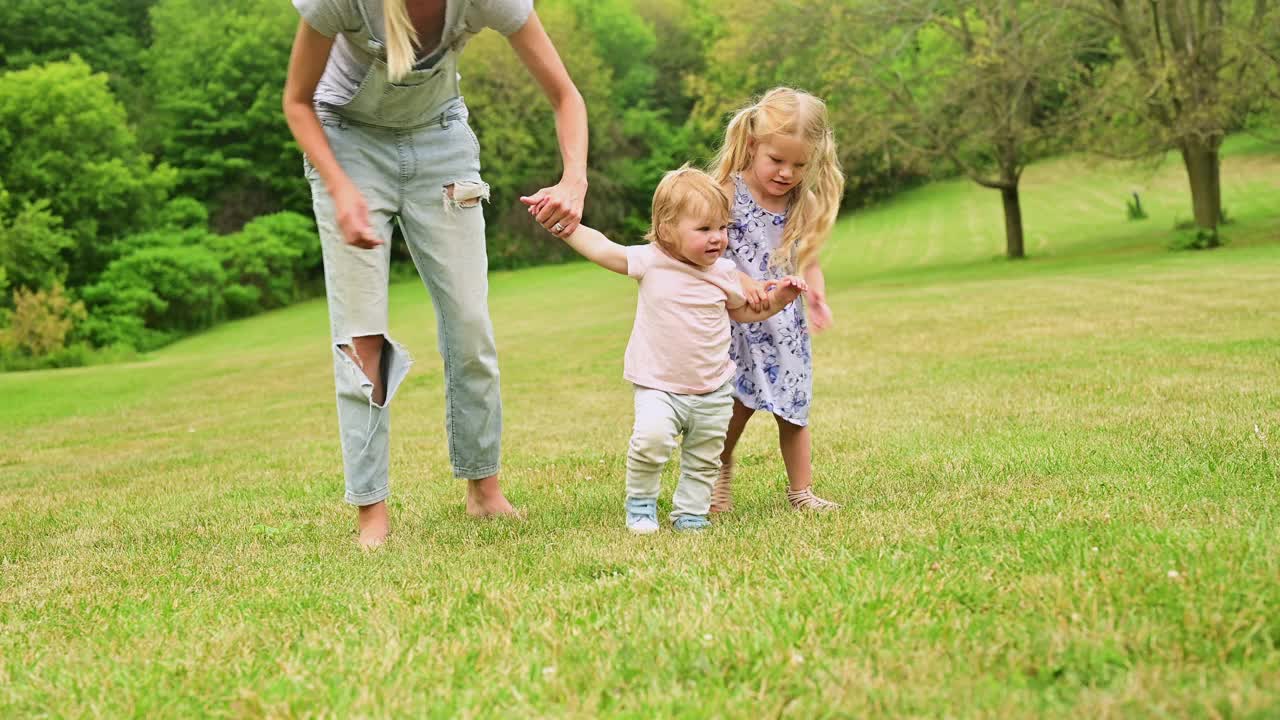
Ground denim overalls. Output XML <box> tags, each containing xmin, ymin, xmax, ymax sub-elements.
<box><xmin>303</xmin><ymin>0</ymin><xmax>500</xmax><ymax>505</ymax></box>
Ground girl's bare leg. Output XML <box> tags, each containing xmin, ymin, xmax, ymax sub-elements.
<box><xmin>777</xmin><ymin>416</ymin><xmax>839</xmax><ymax>510</ymax></box>
<box><xmin>775</xmin><ymin>417</ymin><xmax>812</xmax><ymax>492</ymax></box>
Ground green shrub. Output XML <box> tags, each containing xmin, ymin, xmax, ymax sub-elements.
<box><xmin>0</xmin><ymin>282</ymin><xmax>86</xmax><ymax>357</ymax></box>
<box><xmin>81</xmin><ymin>246</ymin><xmax>226</xmax><ymax>349</ymax></box>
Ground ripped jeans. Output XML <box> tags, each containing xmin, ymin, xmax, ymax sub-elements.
<box><xmin>304</xmin><ymin>98</ymin><xmax>501</xmax><ymax>505</ymax></box>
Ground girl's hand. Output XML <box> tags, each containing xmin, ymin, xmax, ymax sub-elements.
<box><xmin>769</xmin><ymin>275</ymin><xmax>810</xmax><ymax>294</ymax></box>
<box><xmin>520</xmin><ymin>179</ymin><xmax>586</xmax><ymax>238</ymax></box>
<box><xmin>740</xmin><ymin>275</ymin><xmax>770</xmax><ymax>311</ymax></box>
<box><xmin>332</xmin><ymin>181</ymin><xmax>381</xmax><ymax>249</ymax></box>
<box><xmin>808</xmin><ymin>289</ymin><xmax>834</xmax><ymax>332</ymax></box>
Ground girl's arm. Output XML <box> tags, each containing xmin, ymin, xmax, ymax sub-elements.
<box><xmin>509</xmin><ymin>11</ymin><xmax>589</xmax><ymax>238</ymax></box>
<box><xmin>282</xmin><ymin>21</ymin><xmax>381</xmax><ymax>249</ymax></box>
<box><xmin>560</xmin><ymin>225</ymin><xmax>628</xmax><ymax>275</ymax></box>
<box><xmin>729</xmin><ymin>277</ymin><xmax>807</xmax><ymax>323</ymax></box>
<box><xmin>803</xmin><ymin>262</ymin><xmax>834</xmax><ymax>331</ymax></box>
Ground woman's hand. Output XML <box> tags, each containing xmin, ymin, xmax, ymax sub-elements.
<box><xmin>508</xmin><ymin>11</ymin><xmax>589</xmax><ymax>240</ymax></box>
<box><xmin>332</xmin><ymin>181</ymin><xmax>381</xmax><ymax>249</ymax></box>
<box><xmin>520</xmin><ymin>178</ymin><xmax>586</xmax><ymax>238</ymax></box>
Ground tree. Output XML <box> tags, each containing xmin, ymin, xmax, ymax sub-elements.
<box><xmin>0</xmin><ymin>1</ymin><xmax>154</xmax><ymax>80</ymax></box>
<box><xmin>0</xmin><ymin>197</ymin><xmax>77</xmax><ymax>295</ymax></box>
<box><xmin>144</xmin><ymin>0</ymin><xmax>304</xmax><ymax>230</ymax></box>
<box><xmin>0</xmin><ymin>58</ymin><xmax>174</xmax><ymax>285</ymax></box>
<box><xmin>1074</xmin><ymin>0</ymin><xmax>1279</xmax><ymax>242</ymax></box>
<box><xmin>775</xmin><ymin>0</ymin><xmax>1097</xmax><ymax>259</ymax></box>
<box><xmin>81</xmin><ymin>246</ymin><xmax>226</xmax><ymax>349</ymax></box>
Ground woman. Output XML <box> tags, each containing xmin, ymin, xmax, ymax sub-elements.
<box><xmin>283</xmin><ymin>0</ymin><xmax>588</xmax><ymax>547</ymax></box>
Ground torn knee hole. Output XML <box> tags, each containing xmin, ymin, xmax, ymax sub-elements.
<box><xmin>443</xmin><ymin>180</ymin><xmax>490</xmax><ymax>210</ymax></box>
<box><xmin>339</xmin><ymin>335</ymin><xmax>388</xmax><ymax>372</ymax></box>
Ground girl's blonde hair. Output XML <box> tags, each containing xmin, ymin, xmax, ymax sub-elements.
<box><xmin>710</xmin><ymin>87</ymin><xmax>844</xmax><ymax>272</ymax></box>
<box><xmin>644</xmin><ymin>166</ymin><xmax>731</xmax><ymax>262</ymax></box>
<box><xmin>384</xmin><ymin>0</ymin><xmax>419</xmax><ymax>83</ymax></box>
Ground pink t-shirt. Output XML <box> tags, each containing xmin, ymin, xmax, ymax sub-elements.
<box><xmin>624</xmin><ymin>244</ymin><xmax>747</xmax><ymax>395</ymax></box>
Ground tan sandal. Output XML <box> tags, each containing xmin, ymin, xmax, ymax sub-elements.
<box><xmin>786</xmin><ymin>487</ymin><xmax>840</xmax><ymax>511</ymax></box>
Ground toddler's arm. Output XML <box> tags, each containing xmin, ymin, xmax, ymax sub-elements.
<box><xmin>559</xmin><ymin>224</ymin><xmax>628</xmax><ymax>275</ymax></box>
<box><xmin>729</xmin><ymin>276</ymin><xmax>807</xmax><ymax>323</ymax></box>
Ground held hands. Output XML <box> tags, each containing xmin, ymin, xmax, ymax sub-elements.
<box><xmin>520</xmin><ymin>178</ymin><xmax>587</xmax><ymax>238</ymax></box>
<box><xmin>769</xmin><ymin>275</ymin><xmax>809</xmax><ymax>302</ymax></box>
<box><xmin>743</xmin><ymin>275</ymin><xmax>809</xmax><ymax>312</ymax></box>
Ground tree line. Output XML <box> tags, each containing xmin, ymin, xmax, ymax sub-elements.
<box><xmin>0</xmin><ymin>0</ymin><xmax>1276</xmax><ymax>370</ymax></box>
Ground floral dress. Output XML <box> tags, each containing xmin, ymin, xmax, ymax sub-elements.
<box><xmin>724</xmin><ymin>175</ymin><xmax>812</xmax><ymax>427</ymax></box>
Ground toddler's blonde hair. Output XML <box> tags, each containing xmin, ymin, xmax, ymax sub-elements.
<box><xmin>711</xmin><ymin>87</ymin><xmax>844</xmax><ymax>272</ymax></box>
<box><xmin>644</xmin><ymin>166</ymin><xmax>731</xmax><ymax>262</ymax></box>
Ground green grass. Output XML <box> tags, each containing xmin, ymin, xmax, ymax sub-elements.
<box><xmin>3</xmin><ymin>145</ymin><xmax>1279</xmax><ymax>718</ymax></box>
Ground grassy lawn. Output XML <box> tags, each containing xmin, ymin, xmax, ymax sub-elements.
<box><xmin>2</xmin><ymin>144</ymin><xmax>1279</xmax><ymax>717</ymax></box>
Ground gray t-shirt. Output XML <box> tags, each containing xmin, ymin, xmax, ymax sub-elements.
<box><xmin>294</xmin><ymin>0</ymin><xmax>532</xmax><ymax>107</ymax></box>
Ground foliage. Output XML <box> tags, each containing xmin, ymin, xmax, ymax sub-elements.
<box><xmin>0</xmin><ymin>194</ymin><xmax>77</xmax><ymax>297</ymax></box>
<box><xmin>0</xmin><ymin>0</ymin><xmax>154</xmax><ymax>85</ymax></box>
<box><xmin>0</xmin><ymin>58</ymin><xmax>174</xmax><ymax>285</ymax></box>
<box><xmin>1075</xmin><ymin>0</ymin><xmax>1280</xmax><ymax>231</ymax></box>
<box><xmin>144</xmin><ymin>0</ymin><xmax>305</xmax><ymax>230</ymax></box>
<box><xmin>81</xmin><ymin>246</ymin><xmax>226</xmax><ymax>350</ymax></box>
<box><xmin>209</xmin><ymin>211</ymin><xmax>319</xmax><ymax>316</ymax></box>
<box><xmin>0</xmin><ymin>282</ymin><xmax>87</xmax><ymax>357</ymax></box>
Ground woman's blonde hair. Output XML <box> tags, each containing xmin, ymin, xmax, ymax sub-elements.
<box><xmin>710</xmin><ymin>87</ymin><xmax>844</xmax><ymax>272</ymax></box>
<box><xmin>644</xmin><ymin>166</ymin><xmax>731</xmax><ymax>263</ymax></box>
<box><xmin>384</xmin><ymin>0</ymin><xmax>419</xmax><ymax>83</ymax></box>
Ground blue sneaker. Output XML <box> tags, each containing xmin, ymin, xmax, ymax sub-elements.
<box><xmin>672</xmin><ymin>514</ymin><xmax>711</xmax><ymax>532</ymax></box>
<box><xmin>625</xmin><ymin>497</ymin><xmax>659</xmax><ymax>535</ymax></box>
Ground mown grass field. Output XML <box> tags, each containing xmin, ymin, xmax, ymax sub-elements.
<box><xmin>3</xmin><ymin>137</ymin><xmax>1279</xmax><ymax>717</ymax></box>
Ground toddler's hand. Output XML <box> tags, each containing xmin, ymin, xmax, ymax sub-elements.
<box><xmin>741</xmin><ymin>275</ymin><xmax>770</xmax><ymax>311</ymax></box>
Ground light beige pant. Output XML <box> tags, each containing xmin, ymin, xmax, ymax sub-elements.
<box><xmin>626</xmin><ymin>381</ymin><xmax>734</xmax><ymax>521</ymax></box>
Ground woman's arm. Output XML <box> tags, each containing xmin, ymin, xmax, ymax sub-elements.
<box><xmin>508</xmin><ymin>11</ymin><xmax>589</xmax><ymax>238</ymax></box>
<box><xmin>282</xmin><ymin>21</ymin><xmax>380</xmax><ymax>248</ymax></box>
<box><xmin>559</xmin><ymin>225</ymin><xmax>628</xmax><ymax>275</ymax></box>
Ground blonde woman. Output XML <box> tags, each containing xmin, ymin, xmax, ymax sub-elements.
<box><xmin>283</xmin><ymin>0</ymin><xmax>588</xmax><ymax>547</ymax></box>
<box><xmin>708</xmin><ymin>87</ymin><xmax>844</xmax><ymax>513</ymax></box>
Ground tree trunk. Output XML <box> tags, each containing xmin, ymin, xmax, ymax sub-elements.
<box><xmin>1179</xmin><ymin>137</ymin><xmax>1223</xmax><ymax>235</ymax></box>
<box><xmin>1001</xmin><ymin>185</ymin><xmax>1026</xmax><ymax>259</ymax></box>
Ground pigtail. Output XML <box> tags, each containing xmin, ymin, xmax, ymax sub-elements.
<box><xmin>711</xmin><ymin>104</ymin><xmax>758</xmax><ymax>187</ymax></box>
<box><xmin>384</xmin><ymin>0</ymin><xmax>419</xmax><ymax>83</ymax></box>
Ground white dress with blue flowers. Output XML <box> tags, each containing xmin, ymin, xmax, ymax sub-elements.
<box><xmin>725</xmin><ymin>175</ymin><xmax>812</xmax><ymax>427</ymax></box>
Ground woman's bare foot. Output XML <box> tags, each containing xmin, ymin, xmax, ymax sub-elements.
<box><xmin>357</xmin><ymin>500</ymin><xmax>390</xmax><ymax>549</ymax></box>
<box><xmin>465</xmin><ymin>475</ymin><xmax>523</xmax><ymax>519</ymax></box>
